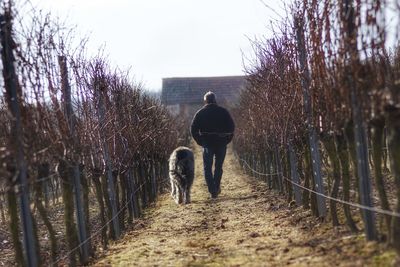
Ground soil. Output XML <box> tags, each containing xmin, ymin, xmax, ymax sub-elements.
<box><xmin>92</xmin><ymin>145</ymin><xmax>396</xmax><ymax>267</ymax></box>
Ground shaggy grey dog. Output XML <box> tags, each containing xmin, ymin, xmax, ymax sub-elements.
<box><xmin>169</xmin><ymin>146</ymin><xmax>194</xmax><ymax>204</ymax></box>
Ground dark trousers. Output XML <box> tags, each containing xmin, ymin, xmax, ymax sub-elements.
<box><xmin>202</xmin><ymin>145</ymin><xmax>227</xmax><ymax>194</ymax></box>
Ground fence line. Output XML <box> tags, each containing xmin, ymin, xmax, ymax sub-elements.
<box><xmin>237</xmin><ymin>156</ymin><xmax>400</xmax><ymax>219</ymax></box>
<box><xmin>51</xmin><ymin>176</ymin><xmax>171</xmax><ymax>265</ymax></box>
<box><xmin>237</xmin><ymin>153</ymin><xmax>382</xmax><ymax>202</ymax></box>
<box><xmin>237</xmin><ymin>157</ymin><xmax>282</xmax><ymax>177</ymax></box>
<box><xmin>51</xmin><ymin>180</ymin><xmax>146</xmax><ymax>265</ymax></box>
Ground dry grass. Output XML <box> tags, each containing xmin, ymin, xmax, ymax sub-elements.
<box><xmin>92</xmin><ymin>145</ymin><xmax>395</xmax><ymax>267</ymax></box>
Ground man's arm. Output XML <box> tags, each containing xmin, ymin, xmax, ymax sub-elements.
<box><xmin>225</xmin><ymin>110</ymin><xmax>235</xmax><ymax>144</ymax></box>
<box><xmin>190</xmin><ymin>112</ymin><xmax>203</xmax><ymax>146</ymax></box>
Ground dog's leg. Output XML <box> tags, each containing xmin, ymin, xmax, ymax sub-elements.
<box><xmin>171</xmin><ymin>179</ymin><xmax>176</xmax><ymax>198</ymax></box>
<box><xmin>177</xmin><ymin>186</ymin><xmax>183</xmax><ymax>204</ymax></box>
<box><xmin>174</xmin><ymin>184</ymin><xmax>181</xmax><ymax>204</ymax></box>
<box><xmin>182</xmin><ymin>186</ymin><xmax>190</xmax><ymax>204</ymax></box>
<box><xmin>172</xmin><ymin>181</ymin><xmax>180</xmax><ymax>204</ymax></box>
<box><xmin>182</xmin><ymin>189</ymin><xmax>187</xmax><ymax>204</ymax></box>
<box><xmin>186</xmin><ymin>187</ymin><xmax>191</xmax><ymax>204</ymax></box>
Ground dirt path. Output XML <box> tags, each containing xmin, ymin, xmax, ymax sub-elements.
<box><xmin>93</xmin><ymin>145</ymin><xmax>393</xmax><ymax>267</ymax></box>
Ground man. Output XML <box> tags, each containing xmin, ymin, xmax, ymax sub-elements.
<box><xmin>190</xmin><ymin>91</ymin><xmax>235</xmax><ymax>198</ymax></box>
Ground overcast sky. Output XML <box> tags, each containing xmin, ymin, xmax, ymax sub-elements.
<box><xmin>28</xmin><ymin>0</ymin><xmax>286</xmax><ymax>90</ymax></box>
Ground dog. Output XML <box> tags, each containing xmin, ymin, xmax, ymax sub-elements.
<box><xmin>169</xmin><ymin>146</ymin><xmax>194</xmax><ymax>204</ymax></box>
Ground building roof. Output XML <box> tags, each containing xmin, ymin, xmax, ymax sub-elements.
<box><xmin>161</xmin><ymin>76</ymin><xmax>247</xmax><ymax>105</ymax></box>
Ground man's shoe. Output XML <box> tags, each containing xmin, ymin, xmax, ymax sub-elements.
<box><xmin>211</xmin><ymin>192</ymin><xmax>218</xmax><ymax>199</ymax></box>
<box><xmin>217</xmin><ymin>188</ymin><xmax>221</xmax><ymax>196</ymax></box>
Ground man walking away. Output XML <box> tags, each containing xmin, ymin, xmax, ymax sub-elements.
<box><xmin>190</xmin><ymin>91</ymin><xmax>235</xmax><ymax>199</ymax></box>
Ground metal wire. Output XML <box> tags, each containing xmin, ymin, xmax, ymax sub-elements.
<box><xmin>237</xmin><ymin>157</ymin><xmax>282</xmax><ymax>177</ymax></box>
<box><xmin>238</xmin><ymin>156</ymin><xmax>400</xmax><ymax>218</ymax></box>
<box><xmin>51</xmin><ymin>179</ymin><xmax>149</xmax><ymax>266</ymax></box>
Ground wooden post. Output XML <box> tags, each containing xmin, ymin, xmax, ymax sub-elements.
<box><xmin>127</xmin><ymin>168</ymin><xmax>139</xmax><ymax>219</ymax></box>
<box><xmin>58</xmin><ymin>56</ymin><xmax>90</xmax><ymax>263</ymax></box>
<box><xmin>349</xmin><ymin>76</ymin><xmax>377</xmax><ymax>240</ymax></box>
<box><xmin>139</xmin><ymin>161</ymin><xmax>148</xmax><ymax>208</ymax></box>
<box><xmin>0</xmin><ymin>12</ymin><xmax>38</xmax><ymax>267</ymax></box>
<box><xmin>343</xmin><ymin>0</ymin><xmax>377</xmax><ymax>240</ymax></box>
<box><xmin>266</xmin><ymin>152</ymin><xmax>272</xmax><ymax>189</ymax></box>
<box><xmin>96</xmin><ymin>81</ymin><xmax>120</xmax><ymax>239</ymax></box>
<box><xmin>289</xmin><ymin>143</ymin><xmax>302</xmax><ymax>205</ymax></box>
<box><xmin>274</xmin><ymin>144</ymin><xmax>284</xmax><ymax>193</ymax></box>
<box><xmin>151</xmin><ymin>160</ymin><xmax>157</xmax><ymax>201</ymax></box>
<box><xmin>0</xmin><ymin>10</ymin><xmax>39</xmax><ymax>266</ymax></box>
<box><xmin>294</xmin><ymin>15</ymin><xmax>327</xmax><ymax>217</ymax></box>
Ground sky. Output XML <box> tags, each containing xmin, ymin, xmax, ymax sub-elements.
<box><xmin>28</xmin><ymin>0</ymin><xmax>287</xmax><ymax>91</ymax></box>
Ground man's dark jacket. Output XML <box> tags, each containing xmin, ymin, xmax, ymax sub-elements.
<box><xmin>190</xmin><ymin>103</ymin><xmax>235</xmax><ymax>147</ymax></box>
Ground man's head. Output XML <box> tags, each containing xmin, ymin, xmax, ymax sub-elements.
<box><xmin>204</xmin><ymin>91</ymin><xmax>217</xmax><ymax>104</ymax></box>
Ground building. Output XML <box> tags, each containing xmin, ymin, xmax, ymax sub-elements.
<box><xmin>161</xmin><ymin>75</ymin><xmax>247</xmax><ymax>117</ymax></box>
